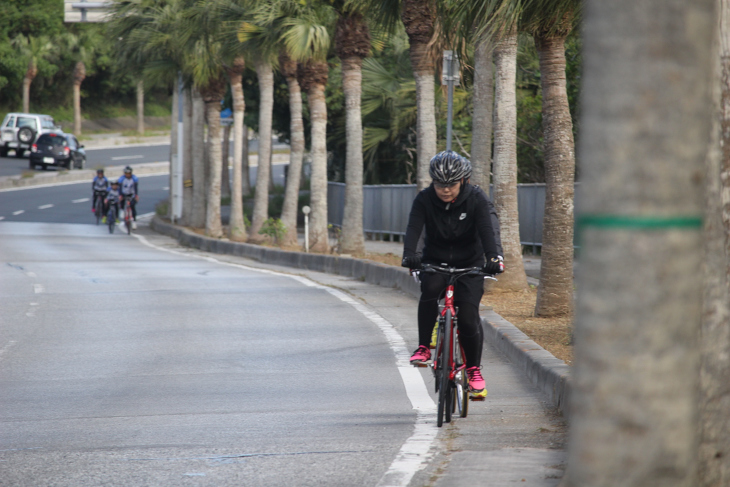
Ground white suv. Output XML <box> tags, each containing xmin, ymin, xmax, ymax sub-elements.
<box><xmin>1</xmin><ymin>113</ymin><xmax>61</xmax><ymax>158</ymax></box>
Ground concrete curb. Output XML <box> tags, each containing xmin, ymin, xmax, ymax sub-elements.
<box><xmin>0</xmin><ymin>162</ymin><xmax>169</xmax><ymax>191</ymax></box>
<box><xmin>150</xmin><ymin>216</ymin><xmax>571</xmax><ymax>417</ymax></box>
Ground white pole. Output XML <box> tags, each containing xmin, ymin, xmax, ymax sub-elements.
<box><xmin>302</xmin><ymin>205</ymin><xmax>311</xmax><ymax>252</ymax></box>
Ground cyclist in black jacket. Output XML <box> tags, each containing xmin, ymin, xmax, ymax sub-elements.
<box><xmin>402</xmin><ymin>151</ymin><xmax>504</xmax><ymax>398</ymax></box>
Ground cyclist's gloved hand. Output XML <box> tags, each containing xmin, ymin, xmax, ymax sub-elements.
<box><xmin>401</xmin><ymin>256</ymin><xmax>422</xmax><ymax>270</ymax></box>
<box><xmin>482</xmin><ymin>255</ymin><xmax>504</xmax><ymax>275</ymax></box>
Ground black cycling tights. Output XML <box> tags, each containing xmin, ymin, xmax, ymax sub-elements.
<box><xmin>418</xmin><ymin>273</ymin><xmax>484</xmax><ymax>368</ymax></box>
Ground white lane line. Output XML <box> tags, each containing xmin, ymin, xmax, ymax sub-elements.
<box><xmin>33</xmin><ymin>284</ymin><xmax>44</xmax><ymax>294</ymax></box>
<box><xmin>163</xmin><ymin>186</ymin><xmax>170</xmax><ymax>191</ymax></box>
<box><xmin>26</xmin><ymin>272</ymin><xmax>37</xmax><ymax>278</ymax></box>
<box><xmin>72</xmin><ymin>198</ymin><xmax>90</xmax><ymax>203</ymax></box>
<box><xmin>130</xmin><ymin>233</ymin><xmax>437</xmax><ymax>486</ymax></box>
<box><xmin>12</xmin><ymin>210</ymin><xmax>24</xmax><ymax>215</ymax></box>
<box><xmin>0</xmin><ymin>216</ymin><xmax>5</xmax><ymax>221</ymax></box>
<box><xmin>111</xmin><ymin>155</ymin><xmax>143</xmax><ymax>161</ymax></box>
<box><xmin>38</xmin><ymin>204</ymin><xmax>54</xmax><ymax>210</ymax></box>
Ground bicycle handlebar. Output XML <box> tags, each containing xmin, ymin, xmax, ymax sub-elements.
<box><xmin>413</xmin><ymin>263</ymin><xmax>498</xmax><ymax>281</ymax></box>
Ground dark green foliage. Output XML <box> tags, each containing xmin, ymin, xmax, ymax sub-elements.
<box><xmin>0</xmin><ymin>0</ymin><xmax>170</xmax><ymax>119</ymax></box>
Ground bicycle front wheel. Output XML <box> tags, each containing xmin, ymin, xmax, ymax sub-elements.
<box><xmin>437</xmin><ymin>309</ymin><xmax>453</xmax><ymax>427</ymax></box>
<box><xmin>95</xmin><ymin>198</ymin><xmax>102</xmax><ymax>225</ymax></box>
<box><xmin>454</xmin><ymin>336</ymin><xmax>469</xmax><ymax>418</ymax></box>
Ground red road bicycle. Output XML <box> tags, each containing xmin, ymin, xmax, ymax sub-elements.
<box><xmin>122</xmin><ymin>194</ymin><xmax>135</xmax><ymax>235</ymax></box>
<box><xmin>417</xmin><ymin>264</ymin><xmax>493</xmax><ymax>427</ymax></box>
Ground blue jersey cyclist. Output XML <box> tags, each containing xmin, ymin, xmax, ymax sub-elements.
<box><xmin>91</xmin><ymin>169</ymin><xmax>109</xmax><ymax>214</ymax></box>
<box><xmin>401</xmin><ymin>151</ymin><xmax>504</xmax><ymax>399</ymax></box>
<box><xmin>118</xmin><ymin>166</ymin><xmax>139</xmax><ymax>229</ymax></box>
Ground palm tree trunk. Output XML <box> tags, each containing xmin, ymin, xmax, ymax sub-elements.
<box><xmin>136</xmin><ymin>80</ymin><xmax>144</xmax><ymax>135</ymax></box>
<box><xmin>204</xmin><ymin>96</ymin><xmax>223</xmax><ymax>238</ymax></box>
<box><xmin>340</xmin><ymin>56</ymin><xmax>365</xmax><ymax>254</ymax></box>
<box><xmin>699</xmin><ymin>2</ymin><xmax>730</xmax><ymax>484</ymax></box>
<box><xmin>533</xmin><ymin>33</ymin><xmax>575</xmax><ymax>317</ymax></box>
<box><xmin>228</xmin><ymin>63</ymin><xmax>247</xmax><ymax>241</ymax></box>
<box><xmin>249</xmin><ymin>60</ymin><xmax>274</xmax><ymax>241</ymax></box>
<box><xmin>307</xmin><ymin>78</ymin><xmax>329</xmax><ymax>253</ymax></box>
<box><xmin>221</xmin><ymin>123</ymin><xmax>231</xmax><ymax>199</ymax></box>
<box><xmin>564</xmin><ymin>0</ymin><xmax>715</xmax><ymax>484</ymax></box>
<box><xmin>470</xmin><ymin>33</ymin><xmax>494</xmax><ymax>190</ymax></box>
<box><xmin>411</xmin><ymin>42</ymin><xmax>437</xmax><ymax>190</ymax></box>
<box><xmin>182</xmin><ymin>88</ymin><xmax>193</xmax><ymax>225</ymax></box>
<box><xmin>191</xmin><ymin>88</ymin><xmax>206</xmax><ymax>228</ymax></box>
<box><xmin>73</xmin><ymin>61</ymin><xmax>85</xmax><ymax>136</ymax></box>
<box><xmin>23</xmin><ymin>58</ymin><xmax>38</xmax><ymax>114</ymax></box>
<box><xmin>242</xmin><ymin>125</ymin><xmax>251</xmax><ymax>196</ymax></box>
<box><xmin>402</xmin><ymin>0</ymin><xmax>437</xmax><ymax>190</ymax></box>
<box><xmin>492</xmin><ymin>33</ymin><xmax>528</xmax><ymax>292</ymax></box>
<box><xmin>280</xmin><ymin>70</ymin><xmax>305</xmax><ymax>247</ymax></box>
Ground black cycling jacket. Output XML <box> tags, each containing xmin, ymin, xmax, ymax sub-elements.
<box><xmin>402</xmin><ymin>183</ymin><xmax>502</xmax><ymax>268</ymax></box>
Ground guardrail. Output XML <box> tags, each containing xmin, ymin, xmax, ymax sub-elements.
<box><xmin>328</xmin><ymin>182</ymin><xmax>579</xmax><ymax>251</ymax></box>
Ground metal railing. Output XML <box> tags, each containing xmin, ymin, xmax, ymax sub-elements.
<box><xmin>328</xmin><ymin>182</ymin><xmax>577</xmax><ymax>249</ymax></box>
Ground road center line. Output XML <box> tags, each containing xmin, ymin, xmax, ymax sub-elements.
<box><xmin>72</xmin><ymin>198</ymin><xmax>90</xmax><ymax>203</ymax></box>
<box><xmin>12</xmin><ymin>210</ymin><xmax>24</xmax><ymax>215</ymax></box>
<box><xmin>111</xmin><ymin>155</ymin><xmax>143</xmax><ymax>160</ymax></box>
<box><xmin>38</xmin><ymin>204</ymin><xmax>54</xmax><ymax>210</ymax></box>
<box><xmin>130</xmin><ymin>232</ymin><xmax>438</xmax><ymax>487</ymax></box>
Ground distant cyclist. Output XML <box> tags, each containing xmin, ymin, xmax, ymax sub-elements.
<box><xmin>103</xmin><ymin>180</ymin><xmax>121</xmax><ymax>224</ymax></box>
<box><xmin>117</xmin><ymin>166</ymin><xmax>139</xmax><ymax>229</ymax></box>
<box><xmin>91</xmin><ymin>169</ymin><xmax>109</xmax><ymax>215</ymax></box>
<box><xmin>401</xmin><ymin>151</ymin><xmax>504</xmax><ymax>398</ymax></box>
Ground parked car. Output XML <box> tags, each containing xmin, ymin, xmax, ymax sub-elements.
<box><xmin>0</xmin><ymin>113</ymin><xmax>61</xmax><ymax>158</ymax></box>
<box><xmin>29</xmin><ymin>133</ymin><xmax>86</xmax><ymax>170</ymax></box>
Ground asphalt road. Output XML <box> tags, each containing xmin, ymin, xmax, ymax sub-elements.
<box><xmin>0</xmin><ymin>174</ymin><xmax>170</xmax><ymax>224</ymax></box>
<box><xmin>0</xmin><ymin>221</ymin><xmax>418</xmax><ymax>486</ymax></box>
<box><xmin>0</xmin><ymin>145</ymin><xmax>170</xmax><ymax>178</ymax></box>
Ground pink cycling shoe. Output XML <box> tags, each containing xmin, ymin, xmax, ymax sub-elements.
<box><xmin>409</xmin><ymin>345</ymin><xmax>431</xmax><ymax>365</ymax></box>
<box><xmin>467</xmin><ymin>366</ymin><xmax>487</xmax><ymax>397</ymax></box>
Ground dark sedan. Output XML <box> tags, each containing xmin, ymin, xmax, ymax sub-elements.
<box><xmin>29</xmin><ymin>133</ymin><xmax>86</xmax><ymax>170</ymax></box>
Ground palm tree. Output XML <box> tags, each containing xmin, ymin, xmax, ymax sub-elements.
<box><xmin>248</xmin><ymin>58</ymin><xmax>276</xmax><ymax>241</ymax></box>
<box><xmin>518</xmin><ymin>0</ymin><xmax>580</xmax><ymax>316</ymax></box>
<box><xmin>366</xmin><ymin>0</ymin><xmax>437</xmax><ymax>190</ymax></box>
<box><xmin>298</xmin><ymin>59</ymin><xmax>330</xmax><ymax>252</ymax></box>
<box><xmin>284</xmin><ymin>5</ymin><xmax>335</xmax><ymax>253</ymax></box>
<box><xmin>181</xmin><ymin>1</ymin><xmax>229</xmax><ymax>238</ymax></box>
<box><xmin>278</xmin><ymin>50</ymin><xmax>306</xmax><ymax>246</ymax></box>
<box><xmin>65</xmin><ymin>32</ymin><xmax>96</xmax><ymax>136</ymax></box>
<box><xmin>12</xmin><ymin>35</ymin><xmax>56</xmax><ymax>114</ymax></box>
<box><xmin>237</xmin><ymin>7</ymin><xmax>280</xmax><ymax>242</ymax></box>
<box><xmin>565</xmin><ymin>0</ymin><xmax>715</xmax><ymax>484</ymax></box>
<box><xmin>451</xmin><ymin>0</ymin><xmax>529</xmax><ymax>291</ymax></box>
<box><xmin>226</xmin><ymin>55</ymin><xmax>248</xmax><ymax>241</ymax></box>
<box><xmin>334</xmin><ymin>3</ymin><xmax>371</xmax><ymax>255</ymax></box>
<box><xmin>491</xmin><ymin>32</ymin><xmax>528</xmax><ymax>292</ymax></box>
<box><xmin>137</xmin><ymin>80</ymin><xmax>145</xmax><ymax>134</ymax></box>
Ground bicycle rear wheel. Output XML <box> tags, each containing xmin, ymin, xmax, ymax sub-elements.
<box><xmin>125</xmin><ymin>204</ymin><xmax>132</xmax><ymax>235</ymax></box>
<box><xmin>437</xmin><ymin>309</ymin><xmax>453</xmax><ymax>427</ymax></box>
